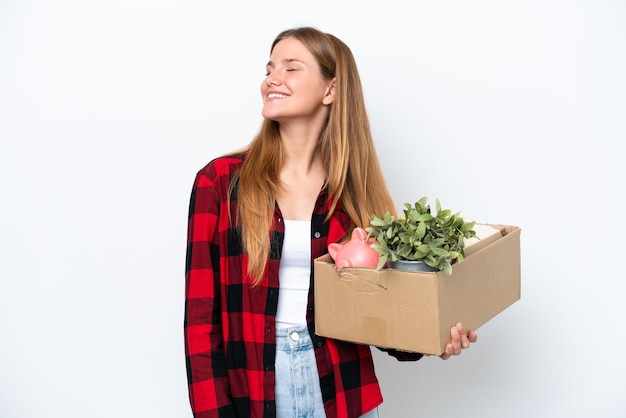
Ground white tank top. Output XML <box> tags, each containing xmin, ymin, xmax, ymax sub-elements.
<box><xmin>276</xmin><ymin>219</ymin><xmax>311</xmax><ymax>329</ymax></box>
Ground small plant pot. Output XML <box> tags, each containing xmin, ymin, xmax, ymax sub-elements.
<box><xmin>390</xmin><ymin>260</ymin><xmax>439</xmax><ymax>272</ymax></box>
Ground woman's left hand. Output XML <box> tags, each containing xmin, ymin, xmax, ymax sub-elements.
<box><xmin>439</xmin><ymin>322</ymin><xmax>478</xmax><ymax>360</ymax></box>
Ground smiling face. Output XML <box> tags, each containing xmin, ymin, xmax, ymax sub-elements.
<box><xmin>261</xmin><ymin>37</ymin><xmax>335</xmax><ymax>126</ymax></box>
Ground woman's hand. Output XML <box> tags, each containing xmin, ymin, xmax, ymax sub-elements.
<box><xmin>439</xmin><ymin>322</ymin><xmax>478</xmax><ymax>360</ymax></box>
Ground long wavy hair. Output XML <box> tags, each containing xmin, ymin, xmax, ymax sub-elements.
<box><xmin>232</xmin><ymin>27</ymin><xmax>396</xmax><ymax>285</ymax></box>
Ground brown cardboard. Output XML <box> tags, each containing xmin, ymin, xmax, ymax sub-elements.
<box><xmin>313</xmin><ymin>224</ymin><xmax>521</xmax><ymax>355</ymax></box>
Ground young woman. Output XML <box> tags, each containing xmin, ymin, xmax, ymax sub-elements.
<box><xmin>185</xmin><ymin>27</ymin><xmax>477</xmax><ymax>418</ymax></box>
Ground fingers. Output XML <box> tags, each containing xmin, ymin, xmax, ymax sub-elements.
<box><xmin>439</xmin><ymin>343</ymin><xmax>453</xmax><ymax>360</ymax></box>
<box><xmin>450</xmin><ymin>325</ymin><xmax>462</xmax><ymax>355</ymax></box>
<box><xmin>456</xmin><ymin>323</ymin><xmax>478</xmax><ymax>348</ymax></box>
<box><xmin>457</xmin><ymin>324</ymin><xmax>471</xmax><ymax>349</ymax></box>
<box><xmin>439</xmin><ymin>322</ymin><xmax>477</xmax><ymax>360</ymax></box>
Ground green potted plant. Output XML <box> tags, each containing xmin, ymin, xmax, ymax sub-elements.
<box><xmin>365</xmin><ymin>196</ymin><xmax>477</xmax><ymax>275</ymax></box>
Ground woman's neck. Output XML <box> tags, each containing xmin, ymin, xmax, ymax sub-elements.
<box><xmin>276</xmin><ymin>145</ymin><xmax>325</xmax><ymax>221</ymax></box>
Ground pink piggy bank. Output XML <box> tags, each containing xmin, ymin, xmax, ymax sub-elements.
<box><xmin>328</xmin><ymin>227</ymin><xmax>379</xmax><ymax>269</ymax></box>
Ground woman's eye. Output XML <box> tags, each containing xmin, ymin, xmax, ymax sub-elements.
<box><xmin>264</xmin><ymin>67</ymin><xmax>298</xmax><ymax>76</ymax></box>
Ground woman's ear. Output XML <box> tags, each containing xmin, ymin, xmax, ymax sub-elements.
<box><xmin>322</xmin><ymin>78</ymin><xmax>336</xmax><ymax>105</ymax></box>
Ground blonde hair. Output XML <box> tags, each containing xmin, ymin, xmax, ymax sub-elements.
<box><xmin>233</xmin><ymin>27</ymin><xmax>396</xmax><ymax>285</ymax></box>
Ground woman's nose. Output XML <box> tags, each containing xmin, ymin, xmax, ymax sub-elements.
<box><xmin>265</xmin><ymin>72</ymin><xmax>281</xmax><ymax>86</ymax></box>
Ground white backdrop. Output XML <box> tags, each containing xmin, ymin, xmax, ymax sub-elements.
<box><xmin>1</xmin><ymin>1</ymin><xmax>625</xmax><ymax>417</ymax></box>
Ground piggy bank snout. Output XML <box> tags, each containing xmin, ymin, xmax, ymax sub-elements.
<box><xmin>328</xmin><ymin>228</ymin><xmax>379</xmax><ymax>269</ymax></box>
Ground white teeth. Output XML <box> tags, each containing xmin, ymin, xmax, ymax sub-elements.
<box><xmin>267</xmin><ymin>93</ymin><xmax>288</xmax><ymax>98</ymax></box>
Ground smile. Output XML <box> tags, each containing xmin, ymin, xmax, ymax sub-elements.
<box><xmin>267</xmin><ymin>93</ymin><xmax>289</xmax><ymax>99</ymax></box>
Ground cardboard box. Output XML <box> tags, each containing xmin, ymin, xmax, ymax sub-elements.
<box><xmin>313</xmin><ymin>224</ymin><xmax>521</xmax><ymax>355</ymax></box>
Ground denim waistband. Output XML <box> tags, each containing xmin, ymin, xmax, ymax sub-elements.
<box><xmin>275</xmin><ymin>325</ymin><xmax>312</xmax><ymax>351</ymax></box>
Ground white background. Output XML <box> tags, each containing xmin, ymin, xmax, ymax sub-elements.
<box><xmin>1</xmin><ymin>1</ymin><xmax>625</xmax><ymax>417</ymax></box>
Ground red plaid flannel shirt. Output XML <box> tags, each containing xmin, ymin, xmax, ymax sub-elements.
<box><xmin>185</xmin><ymin>152</ymin><xmax>421</xmax><ymax>418</ymax></box>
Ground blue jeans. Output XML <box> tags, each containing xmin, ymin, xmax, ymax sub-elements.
<box><xmin>275</xmin><ymin>326</ymin><xmax>380</xmax><ymax>418</ymax></box>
